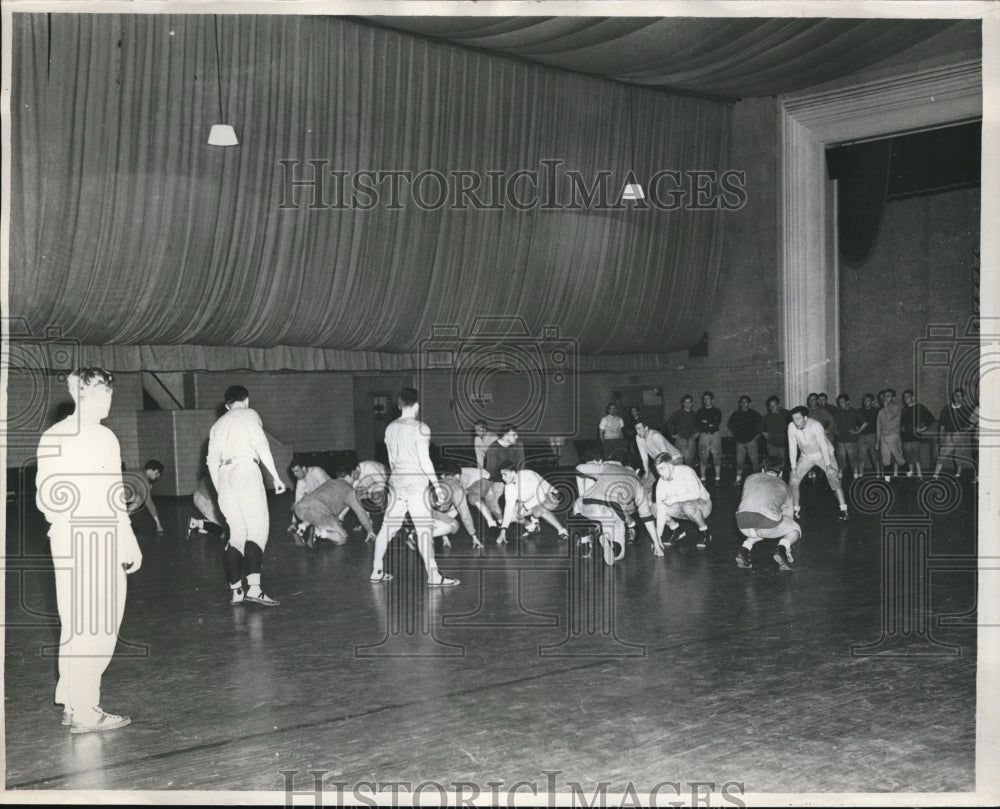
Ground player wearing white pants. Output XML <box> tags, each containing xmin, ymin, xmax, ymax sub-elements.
<box><xmin>36</xmin><ymin>368</ymin><xmax>142</xmax><ymax>734</ymax></box>
<box><xmin>368</xmin><ymin>388</ymin><xmax>457</xmax><ymax>586</ymax></box>
<box><xmin>735</xmin><ymin>457</ymin><xmax>801</xmax><ymax>571</ymax></box>
<box><xmin>787</xmin><ymin>406</ymin><xmax>849</xmax><ymax>522</ymax></box>
<box><xmin>208</xmin><ymin>385</ymin><xmax>288</xmax><ymax>606</ymax></box>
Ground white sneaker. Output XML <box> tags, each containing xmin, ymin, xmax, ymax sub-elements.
<box><xmin>70</xmin><ymin>708</ymin><xmax>131</xmax><ymax>734</ymax></box>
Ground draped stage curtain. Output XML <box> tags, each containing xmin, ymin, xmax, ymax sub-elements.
<box><xmin>11</xmin><ymin>14</ymin><xmax>732</xmax><ymax>371</ymax></box>
<box><xmin>364</xmin><ymin>17</ymin><xmax>958</xmax><ymax>97</ymax></box>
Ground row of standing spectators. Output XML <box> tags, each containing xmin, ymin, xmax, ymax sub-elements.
<box><xmin>600</xmin><ymin>387</ymin><xmax>979</xmax><ymax>480</ymax></box>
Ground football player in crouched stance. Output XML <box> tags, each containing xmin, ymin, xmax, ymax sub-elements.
<box><xmin>734</xmin><ymin>457</ymin><xmax>801</xmax><ymax>571</ymax></box>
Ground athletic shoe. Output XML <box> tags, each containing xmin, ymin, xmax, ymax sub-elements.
<box><xmin>773</xmin><ymin>545</ymin><xmax>793</xmax><ymax>571</ymax></box>
<box><xmin>524</xmin><ymin>520</ymin><xmax>540</xmax><ymax>535</ymax></box>
<box><xmin>557</xmin><ymin>531</ymin><xmax>569</xmax><ymax>542</ymax></box>
<box><xmin>245</xmin><ymin>591</ymin><xmax>280</xmax><ymax>607</ymax></box>
<box><xmin>230</xmin><ymin>587</ymin><xmax>245</xmax><ymax>605</ymax></box>
<box><xmin>70</xmin><ymin>708</ymin><xmax>131</xmax><ymax>734</ymax></box>
<box><xmin>735</xmin><ymin>547</ymin><xmax>752</xmax><ymax>569</ymax></box>
<box><xmin>836</xmin><ymin>510</ymin><xmax>850</xmax><ymax>523</ymax></box>
<box><xmin>663</xmin><ymin>527</ymin><xmax>686</xmax><ymax>547</ymax></box>
<box><xmin>696</xmin><ymin>530</ymin><xmax>712</xmax><ymax>549</ymax></box>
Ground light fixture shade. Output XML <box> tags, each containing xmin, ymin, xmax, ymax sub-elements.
<box><xmin>208</xmin><ymin>124</ymin><xmax>239</xmax><ymax>146</ymax></box>
<box><xmin>621</xmin><ymin>182</ymin><xmax>645</xmax><ymax>201</ymax></box>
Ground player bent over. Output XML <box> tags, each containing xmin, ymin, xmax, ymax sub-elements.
<box><xmin>293</xmin><ymin>476</ymin><xmax>376</xmax><ymax>547</ymax></box>
<box><xmin>573</xmin><ymin>457</ymin><xmax>659</xmax><ymax>563</ymax></box>
<box><xmin>430</xmin><ymin>470</ymin><xmax>484</xmax><ymax>549</ymax></box>
<box><xmin>654</xmin><ymin>454</ymin><xmax>713</xmax><ymax>548</ymax></box>
<box><xmin>735</xmin><ymin>457</ymin><xmax>801</xmax><ymax>571</ymax></box>
<box><xmin>496</xmin><ymin>462</ymin><xmax>569</xmax><ymax>545</ymax></box>
<box><xmin>462</xmin><ymin>466</ymin><xmax>503</xmax><ymax>528</ymax></box>
<box><xmin>788</xmin><ymin>406</ymin><xmax>850</xmax><ymax>522</ymax></box>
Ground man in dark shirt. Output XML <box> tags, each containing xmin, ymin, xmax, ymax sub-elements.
<box><xmin>855</xmin><ymin>393</ymin><xmax>880</xmax><ymax>477</ymax></box>
<box><xmin>818</xmin><ymin>392</ymin><xmax>839</xmax><ymax>422</ymax></box>
<box><xmin>758</xmin><ymin>396</ymin><xmax>790</xmax><ymax>472</ymax></box>
<box><xmin>727</xmin><ymin>395</ymin><xmax>762</xmax><ymax>485</ymax></box>
<box><xmin>807</xmin><ymin>392</ymin><xmax>837</xmax><ymax>443</ymax></box>
<box><xmin>665</xmin><ymin>394</ymin><xmax>699</xmax><ymax>467</ymax></box>
<box><xmin>695</xmin><ymin>391</ymin><xmax>723</xmax><ymax>484</ymax></box>
<box><xmin>933</xmin><ymin>388</ymin><xmax>975</xmax><ymax>478</ymax></box>
<box><xmin>832</xmin><ymin>394</ymin><xmax>863</xmax><ymax>480</ymax></box>
<box><xmin>484</xmin><ymin>425</ymin><xmax>526</xmax><ymax>511</ymax></box>
<box><xmin>900</xmin><ymin>389</ymin><xmax>935</xmax><ymax>478</ymax></box>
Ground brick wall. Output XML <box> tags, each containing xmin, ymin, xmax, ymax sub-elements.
<box><xmin>5</xmin><ymin>369</ymin><xmax>143</xmax><ymax>470</ymax></box>
<box><xmin>840</xmin><ymin>187</ymin><xmax>979</xmax><ymax>408</ymax></box>
<box><xmin>188</xmin><ymin>371</ymin><xmax>355</xmax><ymax>452</ymax></box>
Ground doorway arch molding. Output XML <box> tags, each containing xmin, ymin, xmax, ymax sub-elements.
<box><xmin>779</xmin><ymin>59</ymin><xmax>982</xmax><ymax>406</ymax></box>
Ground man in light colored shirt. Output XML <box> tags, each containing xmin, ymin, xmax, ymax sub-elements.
<box><xmin>787</xmin><ymin>405</ymin><xmax>849</xmax><ymax>522</ymax></box>
<box><xmin>288</xmin><ymin>460</ymin><xmax>332</xmax><ymax>541</ymax></box>
<box><xmin>35</xmin><ymin>367</ymin><xmax>142</xmax><ymax>734</ymax></box>
<box><xmin>876</xmin><ymin>388</ymin><xmax>905</xmax><ymax>480</ymax></box>
<box><xmin>574</xmin><ymin>455</ymin><xmax>659</xmax><ymax>562</ymax></box>
<box><xmin>208</xmin><ymin>385</ymin><xmax>288</xmax><ymax>606</ymax></box>
<box><xmin>654</xmin><ymin>454</ymin><xmax>713</xmax><ymax>549</ymax></box>
<box><xmin>473</xmin><ymin>421</ymin><xmax>499</xmax><ymax>471</ymax></box>
<box><xmin>598</xmin><ymin>403</ymin><xmax>626</xmax><ymax>461</ymax></box>
<box><xmin>497</xmin><ymin>462</ymin><xmax>568</xmax><ymax>544</ymax></box>
<box><xmin>734</xmin><ymin>457</ymin><xmax>800</xmax><ymax>571</ymax></box>
<box><xmin>430</xmin><ymin>468</ymin><xmax>484</xmax><ymax>549</ymax></box>
<box><xmin>634</xmin><ymin>419</ymin><xmax>683</xmax><ymax>481</ymax></box>
<box><xmin>368</xmin><ymin>387</ymin><xmax>457</xmax><ymax>586</ymax></box>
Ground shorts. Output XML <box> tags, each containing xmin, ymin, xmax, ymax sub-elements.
<box><xmin>738</xmin><ymin>515</ymin><xmax>801</xmax><ymax>540</ymax></box>
<box><xmin>880</xmin><ymin>434</ymin><xmax>905</xmax><ymax>466</ymax></box>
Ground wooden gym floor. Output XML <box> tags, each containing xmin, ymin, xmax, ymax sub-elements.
<box><xmin>4</xmin><ymin>473</ymin><xmax>979</xmax><ymax>797</ymax></box>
